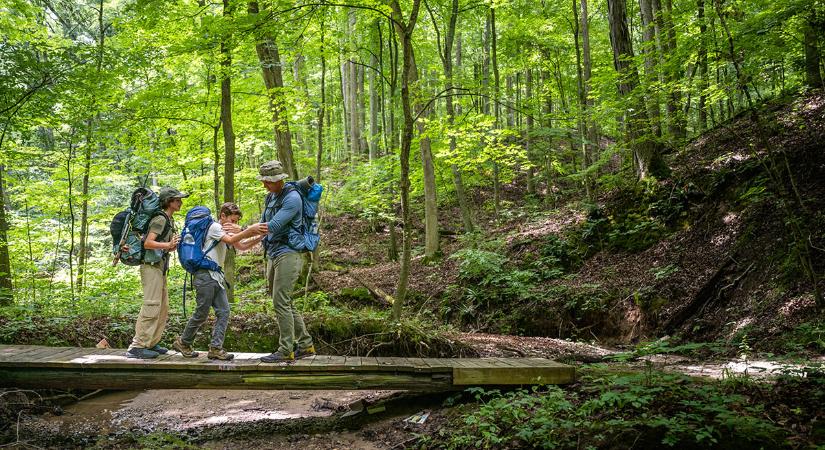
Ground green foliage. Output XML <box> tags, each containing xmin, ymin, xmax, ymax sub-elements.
<box><xmin>784</xmin><ymin>320</ymin><xmax>825</xmax><ymax>353</ymax></box>
<box><xmin>577</xmin><ymin>181</ymin><xmax>689</xmax><ymax>254</ymax></box>
<box><xmin>434</xmin><ymin>372</ymin><xmax>787</xmax><ymax>449</ymax></box>
<box><xmin>451</xmin><ymin>248</ymin><xmax>508</xmax><ymax>283</ymax></box>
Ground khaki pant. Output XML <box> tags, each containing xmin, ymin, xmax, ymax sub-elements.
<box><xmin>266</xmin><ymin>252</ymin><xmax>313</xmax><ymax>354</ymax></box>
<box><xmin>129</xmin><ymin>263</ymin><xmax>169</xmax><ymax>350</ymax></box>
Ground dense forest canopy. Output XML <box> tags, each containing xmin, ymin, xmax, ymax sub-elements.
<box><xmin>0</xmin><ymin>0</ymin><xmax>823</xmax><ymax>314</ymax></box>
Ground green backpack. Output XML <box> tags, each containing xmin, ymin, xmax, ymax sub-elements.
<box><xmin>110</xmin><ymin>187</ymin><xmax>170</xmax><ymax>266</ymax></box>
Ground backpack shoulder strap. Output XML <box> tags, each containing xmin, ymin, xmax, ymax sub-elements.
<box><xmin>157</xmin><ymin>211</ymin><xmax>172</xmax><ymax>239</ymax></box>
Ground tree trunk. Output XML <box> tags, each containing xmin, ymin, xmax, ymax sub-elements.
<box><xmin>804</xmin><ymin>19</ymin><xmax>824</xmax><ymax>89</ymax></box>
<box><xmin>0</xmin><ymin>165</ymin><xmax>12</xmax><ymax>305</ymax></box>
<box><xmin>221</xmin><ymin>0</ymin><xmax>236</xmax><ymax>303</ymax></box>
<box><xmin>697</xmin><ymin>0</ymin><xmax>708</xmax><ymax>132</ymax></box>
<box><xmin>713</xmin><ymin>0</ymin><xmax>752</xmax><ymax>109</ymax></box>
<box><xmin>638</xmin><ymin>0</ymin><xmax>662</xmax><ymax>138</ymax></box>
<box><xmin>419</xmin><ymin>106</ymin><xmax>439</xmax><ymax>259</ymax></box>
<box><xmin>248</xmin><ymin>1</ymin><xmax>297</xmax><ymax>179</ymax></box>
<box><xmin>369</xmin><ymin>52</ymin><xmax>379</xmax><ymax>160</ymax></box>
<box><xmin>607</xmin><ymin>0</ymin><xmax>660</xmax><ymax>179</ymax></box>
<box><xmin>525</xmin><ymin>68</ymin><xmax>536</xmax><ymax>196</ymax></box>
<box><xmin>572</xmin><ymin>0</ymin><xmax>594</xmax><ymax>201</ymax></box>
<box><xmin>389</xmin><ymin>0</ymin><xmax>422</xmax><ymax>321</ymax></box>
<box><xmin>78</xmin><ymin>0</ymin><xmax>106</xmax><ymax>292</ymax></box>
<box><xmin>581</xmin><ymin>0</ymin><xmax>598</xmax><ymax>198</ymax></box>
<box><xmin>213</xmin><ymin>125</ymin><xmax>221</xmax><ymax>215</ymax></box>
<box><xmin>317</xmin><ymin>16</ymin><xmax>326</xmax><ymax>181</ymax></box>
<box><xmin>347</xmin><ymin>9</ymin><xmax>361</xmax><ymax>160</ymax></box>
<box><xmin>438</xmin><ymin>0</ymin><xmax>473</xmax><ymax>233</ymax></box>
<box><xmin>657</xmin><ymin>0</ymin><xmax>685</xmax><ymax>138</ymax></box>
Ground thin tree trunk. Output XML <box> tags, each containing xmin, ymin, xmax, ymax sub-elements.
<box><xmin>221</xmin><ymin>0</ymin><xmax>236</xmax><ymax>303</ymax></box>
<box><xmin>67</xmin><ymin>135</ymin><xmax>76</xmax><ymax>304</ymax></box>
<box><xmin>638</xmin><ymin>0</ymin><xmax>662</xmax><ymax>138</ymax></box>
<box><xmin>213</xmin><ymin>125</ymin><xmax>221</xmax><ymax>214</ymax></box>
<box><xmin>713</xmin><ymin>0</ymin><xmax>752</xmax><ymax>109</ymax></box>
<box><xmin>389</xmin><ymin>0</ymin><xmax>422</xmax><ymax>321</ymax></box>
<box><xmin>697</xmin><ymin>0</ymin><xmax>708</xmax><ymax>132</ymax></box>
<box><xmin>0</xmin><ymin>165</ymin><xmax>12</xmax><ymax>305</ymax></box>
<box><xmin>317</xmin><ymin>16</ymin><xmax>326</xmax><ymax>181</ymax></box>
<box><xmin>658</xmin><ymin>0</ymin><xmax>685</xmax><ymax>138</ymax></box>
<box><xmin>347</xmin><ymin>9</ymin><xmax>361</xmax><ymax>160</ymax></box>
<box><xmin>78</xmin><ymin>0</ymin><xmax>106</xmax><ymax>292</ymax></box>
<box><xmin>573</xmin><ymin>0</ymin><xmax>593</xmax><ymax>201</ymax></box>
<box><xmin>581</xmin><ymin>0</ymin><xmax>598</xmax><ymax>198</ymax></box>
<box><xmin>525</xmin><ymin>68</ymin><xmax>536</xmax><ymax>196</ymax></box>
<box><xmin>804</xmin><ymin>19</ymin><xmax>824</xmax><ymax>89</ymax></box>
<box><xmin>369</xmin><ymin>52</ymin><xmax>379</xmax><ymax>161</ymax></box>
<box><xmin>440</xmin><ymin>0</ymin><xmax>473</xmax><ymax>233</ymax></box>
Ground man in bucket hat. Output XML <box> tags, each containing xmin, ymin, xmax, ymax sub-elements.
<box><xmin>248</xmin><ymin>160</ymin><xmax>316</xmax><ymax>363</ymax></box>
<box><xmin>127</xmin><ymin>187</ymin><xmax>188</xmax><ymax>359</ymax></box>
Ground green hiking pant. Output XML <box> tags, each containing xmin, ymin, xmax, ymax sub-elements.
<box><xmin>266</xmin><ymin>252</ymin><xmax>313</xmax><ymax>355</ymax></box>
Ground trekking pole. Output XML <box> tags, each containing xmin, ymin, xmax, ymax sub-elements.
<box><xmin>182</xmin><ymin>273</ymin><xmax>187</xmax><ymax>319</ymax></box>
<box><xmin>303</xmin><ymin>186</ymin><xmax>326</xmax><ymax>300</ymax></box>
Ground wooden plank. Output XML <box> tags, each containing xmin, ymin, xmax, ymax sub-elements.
<box><xmin>383</xmin><ymin>357</ymin><xmax>417</xmax><ymax>371</ymax></box>
<box><xmin>0</xmin><ymin>345</ymin><xmax>42</xmax><ymax>360</ymax></box>
<box><xmin>320</xmin><ymin>355</ymin><xmax>349</xmax><ymax>370</ymax></box>
<box><xmin>358</xmin><ymin>356</ymin><xmax>381</xmax><ymax>370</ymax></box>
<box><xmin>309</xmin><ymin>354</ymin><xmax>335</xmax><ymax>371</ymax></box>
<box><xmin>343</xmin><ymin>356</ymin><xmax>362</xmax><ymax>369</ymax></box>
<box><xmin>12</xmin><ymin>345</ymin><xmax>72</xmax><ymax>361</ymax></box>
<box><xmin>32</xmin><ymin>348</ymin><xmax>90</xmax><ymax>366</ymax></box>
<box><xmin>1</xmin><ymin>346</ymin><xmax>76</xmax><ymax>366</ymax></box>
<box><xmin>405</xmin><ymin>358</ymin><xmax>433</xmax><ymax>372</ymax></box>
<box><xmin>418</xmin><ymin>358</ymin><xmax>454</xmax><ymax>372</ymax></box>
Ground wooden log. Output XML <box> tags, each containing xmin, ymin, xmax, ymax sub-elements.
<box><xmin>0</xmin><ymin>368</ymin><xmax>455</xmax><ymax>391</ymax></box>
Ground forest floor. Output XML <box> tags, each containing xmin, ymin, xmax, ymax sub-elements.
<box><xmin>10</xmin><ymin>333</ymin><xmax>823</xmax><ymax>449</ymax></box>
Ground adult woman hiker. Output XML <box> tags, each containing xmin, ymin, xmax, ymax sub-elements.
<box><xmin>126</xmin><ymin>187</ymin><xmax>187</xmax><ymax>359</ymax></box>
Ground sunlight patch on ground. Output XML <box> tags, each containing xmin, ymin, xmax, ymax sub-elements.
<box><xmin>678</xmin><ymin>358</ymin><xmax>824</xmax><ymax>379</ymax></box>
<box><xmin>192</xmin><ymin>410</ymin><xmax>305</xmax><ymax>427</ymax></box>
<box><xmin>779</xmin><ymin>294</ymin><xmax>815</xmax><ymax>317</ymax></box>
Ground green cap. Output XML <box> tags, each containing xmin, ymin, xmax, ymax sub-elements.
<box><xmin>158</xmin><ymin>186</ymin><xmax>190</xmax><ymax>203</ymax></box>
<box><xmin>258</xmin><ymin>160</ymin><xmax>289</xmax><ymax>183</ymax></box>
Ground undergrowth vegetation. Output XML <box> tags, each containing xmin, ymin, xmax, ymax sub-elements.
<box><xmin>428</xmin><ymin>369</ymin><xmax>825</xmax><ymax>449</ymax></box>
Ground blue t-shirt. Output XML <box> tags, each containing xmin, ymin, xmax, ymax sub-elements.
<box><xmin>261</xmin><ymin>189</ymin><xmax>302</xmax><ymax>258</ymax></box>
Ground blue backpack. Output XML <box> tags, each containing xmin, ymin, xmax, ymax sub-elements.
<box><xmin>178</xmin><ymin>206</ymin><xmax>222</xmax><ymax>274</ymax></box>
<box><xmin>263</xmin><ymin>177</ymin><xmax>323</xmax><ymax>253</ymax></box>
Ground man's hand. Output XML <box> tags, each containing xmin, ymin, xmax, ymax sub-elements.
<box><xmin>222</xmin><ymin>223</ymin><xmax>242</xmax><ymax>234</ymax></box>
<box><xmin>167</xmin><ymin>235</ymin><xmax>180</xmax><ymax>251</ymax></box>
<box><xmin>249</xmin><ymin>223</ymin><xmax>269</xmax><ymax>235</ymax></box>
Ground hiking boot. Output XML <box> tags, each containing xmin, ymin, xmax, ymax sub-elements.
<box><xmin>295</xmin><ymin>345</ymin><xmax>316</xmax><ymax>359</ymax></box>
<box><xmin>125</xmin><ymin>347</ymin><xmax>159</xmax><ymax>359</ymax></box>
<box><xmin>207</xmin><ymin>347</ymin><xmax>235</xmax><ymax>361</ymax></box>
<box><xmin>172</xmin><ymin>337</ymin><xmax>199</xmax><ymax>358</ymax></box>
<box><xmin>149</xmin><ymin>344</ymin><xmax>168</xmax><ymax>355</ymax></box>
<box><xmin>261</xmin><ymin>351</ymin><xmax>294</xmax><ymax>363</ymax></box>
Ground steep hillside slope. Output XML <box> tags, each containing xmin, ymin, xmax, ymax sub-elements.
<box><xmin>316</xmin><ymin>92</ymin><xmax>825</xmax><ymax>353</ymax></box>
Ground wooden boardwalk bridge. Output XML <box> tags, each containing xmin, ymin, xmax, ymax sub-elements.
<box><xmin>0</xmin><ymin>345</ymin><xmax>575</xmax><ymax>391</ymax></box>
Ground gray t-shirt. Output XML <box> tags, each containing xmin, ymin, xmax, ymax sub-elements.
<box><xmin>204</xmin><ymin>222</ymin><xmax>228</xmax><ymax>287</ymax></box>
